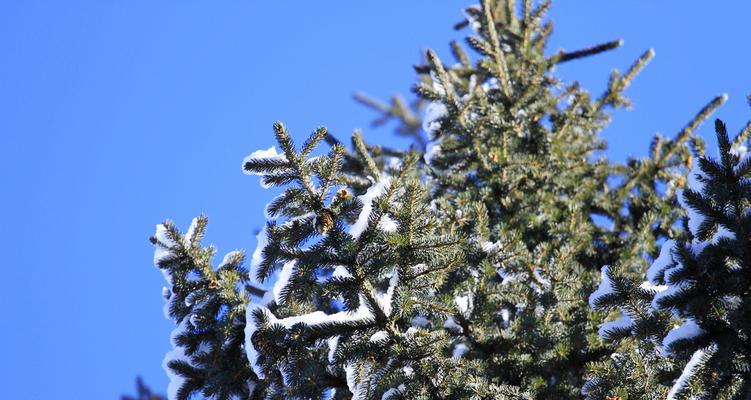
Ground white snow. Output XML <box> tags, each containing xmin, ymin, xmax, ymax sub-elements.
<box><xmin>663</xmin><ymin>318</ymin><xmax>703</xmax><ymax>355</ymax></box>
<box><xmin>218</xmin><ymin>250</ymin><xmax>242</xmax><ymax>268</ymax></box>
<box><xmin>497</xmin><ymin>269</ymin><xmax>517</xmax><ymax>286</ymax></box>
<box><xmin>318</xmin><ymin>389</ymin><xmax>336</xmax><ymax>400</ymax></box>
<box><xmin>244</xmin><ymin>146</ymin><xmax>284</xmax><ymax>164</ymax></box>
<box><xmin>533</xmin><ymin>268</ymin><xmax>551</xmax><ymax>288</ymax></box>
<box><xmin>370</xmin><ymin>331</ymin><xmax>389</xmax><ymax>342</ymax></box>
<box><xmin>183</xmin><ymin>292</ymin><xmax>196</xmax><ymax>307</ymax></box>
<box><xmin>242</xmin><ymin>146</ymin><xmax>288</xmax><ymax>188</ymax></box>
<box><xmin>429</xmin><ymin>72</ymin><xmax>447</xmax><ymax>96</ymax></box>
<box><xmin>411</xmin><ymin>263</ymin><xmax>427</xmax><ymax>276</ymax></box>
<box><xmin>345</xmin><ymin>364</ymin><xmax>359</xmax><ymax>397</ymax></box>
<box><xmin>154</xmin><ymin>223</ymin><xmax>179</xmax><ymax>318</ymax></box>
<box><xmin>444</xmin><ymin>317</ymin><xmax>462</xmax><ymax>333</ymax></box>
<box><xmin>244</xmin><ymin>305</ymin><xmax>269</xmax><ymax>377</ymax></box>
<box><xmin>730</xmin><ymin>144</ymin><xmax>748</xmax><ymax>159</ymax></box>
<box><xmin>275</xmin><ymin>302</ymin><xmax>373</xmax><ymax>328</ymax></box>
<box><xmin>183</xmin><ymin>217</ymin><xmax>199</xmax><ymax>245</ymax></box>
<box><xmin>467</xmin><ymin>75</ymin><xmax>478</xmax><ymax>95</ymax></box>
<box><xmin>247</xmin><ymin>380</ymin><xmax>258</xmax><ymax>399</ymax></box>
<box><xmin>481</xmin><ymin>77</ymin><xmax>499</xmax><ymax>92</ymax></box>
<box><xmin>403</xmin><ymin>327</ymin><xmax>418</xmax><ymax>338</ymax></box>
<box><xmin>647</xmin><ymin>240</ymin><xmax>676</xmax><ymax>283</ymax></box>
<box><xmin>333</xmin><ymin>265</ymin><xmax>353</xmax><ymax>279</ymax></box>
<box><xmin>639</xmin><ymin>280</ymin><xmax>668</xmax><ymax>293</ymax></box>
<box><xmin>279</xmin><ymin>212</ymin><xmax>315</xmax><ymax>229</ymax></box>
<box><xmin>412</xmin><ymin>316</ymin><xmax>430</xmax><ymax>328</ymax></box>
<box><xmin>424</xmin><ymin>138</ymin><xmax>442</xmax><ymax>164</ymax></box>
<box><xmin>667</xmin><ymin>347</ymin><xmax>712</xmax><ymax>400</ymax></box>
<box><xmin>153</xmin><ymin>223</ymin><xmax>176</xmax><ymax>269</ymax></box>
<box><xmin>304</xmin><ymin>155</ymin><xmax>321</xmax><ymax>166</ymax></box>
<box><xmin>163</xmin><ymin>319</ymin><xmax>190</xmax><ymax>400</ymax></box>
<box><xmin>589</xmin><ymin>266</ymin><xmax>615</xmax><ymax>308</ymax></box>
<box><xmin>597</xmin><ymin>313</ymin><xmax>632</xmax><ymax>338</ymax></box>
<box><xmin>345</xmin><ymin>360</ymin><xmax>373</xmax><ymax>400</ymax></box>
<box><xmin>679</xmin><ymin>163</ymin><xmax>708</xmax><ymax>237</ymax></box>
<box><xmin>245</xmin><ymin>294</ymin><xmax>376</xmax><ymax>377</ymax></box>
<box><xmin>374</xmin><ymin>271</ymin><xmax>399</xmax><ymax>317</ymax></box>
<box><xmin>422</xmin><ymin>102</ymin><xmax>448</xmax><ymax>138</ymax></box>
<box><xmin>713</xmin><ymin>225</ymin><xmax>736</xmax><ymax>242</ymax></box>
<box><xmin>260</xmin><ymin>289</ymin><xmax>275</xmax><ymax>306</ymax></box>
<box><xmin>272</xmin><ymin>260</ymin><xmax>296</xmax><ymax>305</ymax></box>
<box><xmin>327</xmin><ymin>336</ymin><xmax>339</xmax><ymax>363</ymax></box>
<box><xmin>481</xmin><ymin>240</ymin><xmax>502</xmax><ymax>254</ymax></box>
<box><xmin>381</xmin><ymin>384</ymin><xmax>406</xmax><ymax>400</ymax></box>
<box><xmin>500</xmin><ymin>309</ymin><xmax>511</xmax><ymax>327</ymax></box>
<box><xmin>250</xmin><ymin>227</ymin><xmax>269</xmax><ymax>280</ymax></box>
<box><xmin>385</xmin><ymin>156</ymin><xmax>401</xmax><ymax>170</ymax></box>
<box><xmin>349</xmin><ymin>176</ymin><xmax>392</xmax><ymax>238</ymax></box>
<box><xmin>452</xmin><ymin>343</ymin><xmax>469</xmax><ymax>358</ymax></box>
<box><xmin>454</xmin><ymin>294</ymin><xmax>473</xmax><ymax>317</ymax></box>
<box><xmin>242</xmin><ymin>147</ymin><xmax>285</xmax><ymax>171</ymax></box>
<box><xmin>378</xmin><ymin>216</ymin><xmax>399</xmax><ymax>233</ymax></box>
<box><xmin>428</xmin><ymin>199</ymin><xmax>439</xmax><ymax>212</ymax></box>
<box><xmin>690</xmin><ymin>241</ymin><xmax>709</xmax><ymax>258</ymax></box>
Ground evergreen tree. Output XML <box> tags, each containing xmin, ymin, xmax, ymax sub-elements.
<box><xmin>150</xmin><ymin>1</ymin><xmax>727</xmax><ymax>399</ymax></box>
<box><xmin>588</xmin><ymin>115</ymin><xmax>751</xmax><ymax>399</ymax></box>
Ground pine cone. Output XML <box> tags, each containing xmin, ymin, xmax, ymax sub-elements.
<box><xmin>336</xmin><ymin>188</ymin><xmax>351</xmax><ymax>200</ymax></box>
<box><xmin>315</xmin><ymin>208</ymin><xmax>336</xmax><ymax>234</ymax></box>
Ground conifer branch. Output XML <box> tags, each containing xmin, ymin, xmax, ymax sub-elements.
<box><xmin>352</xmin><ymin>131</ymin><xmax>381</xmax><ymax>180</ymax></box>
<box><xmin>425</xmin><ymin>49</ymin><xmax>460</xmax><ymax>113</ymax></box>
<box><xmin>594</xmin><ymin>48</ymin><xmax>654</xmax><ymax>112</ymax></box>
<box><xmin>450</xmin><ymin>40</ymin><xmax>471</xmax><ymax>68</ymax></box>
<box><xmin>353</xmin><ymin>92</ymin><xmax>424</xmax><ymax>146</ymax></box>
<box><xmin>480</xmin><ymin>0</ymin><xmax>513</xmax><ymax>96</ymax></box>
<box><xmin>549</xmin><ymin>39</ymin><xmax>623</xmax><ymax>65</ymax></box>
<box><xmin>667</xmin><ymin>94</ymin><xmax>728</xmax><ymax>162</ymax></box>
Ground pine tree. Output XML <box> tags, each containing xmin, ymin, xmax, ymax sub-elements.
<box><xmin>588</xmin><ymin>114</ymin><xmax>751</xmax><ymax>399</ymax></box>
<box><xmin>150</xmin><ymin>1</ymin><xmax>727</xmax><ymax>399</ymax></box>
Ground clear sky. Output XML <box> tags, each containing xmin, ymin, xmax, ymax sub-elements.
<box><xmin>0</xmin><ymin>1</ymin><xmax>748</xmax><ymax>399</ymax></box>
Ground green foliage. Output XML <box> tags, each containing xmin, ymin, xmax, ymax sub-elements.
<box><xmin>402</xmin><ymin>0</ymin><xmax>721</xmax><ymax>397</ymax></box>
<box><xmin>151</xmin><ymin>215</ymin><xmax>254</xmax><ymax>400</ymax></box>
<box><xmin>149</xmin><ymin>1</ymin><xmax>732</xmax><ymax>399</ymax></box>
<box><xmin>244</xmin><ymin>125</ymin><xmax>466</xmax><ymax>399</ymax></box>
<box><xmin>588</xmin><ymin>118</ymin><xmax>751</xmax><ymax>399</ymax></box>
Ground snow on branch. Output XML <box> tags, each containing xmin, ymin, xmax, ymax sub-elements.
<box><xmin>589</xmin><ymin>265</ymin><xmax>616</xmax><ymax>309</ymax></box>
<box><xmin>666</xmin><ymin>346</ymin><xmax>714</xmax><ymax>400</ymax></box>
<box><xmin>349</xmin><ymin>176</ymin><xmax>394</xmax><ymax>238</ymax></box>
<box><xmin>662</xmin><ymin>318</ymin><xmax>704</xmax><ymax>356</ymax></box>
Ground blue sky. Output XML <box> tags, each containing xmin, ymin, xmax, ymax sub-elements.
<box><xmin>0</xmin><ymin>1</ymin><xmax>748</xmax><ymax>399</ymax></box>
